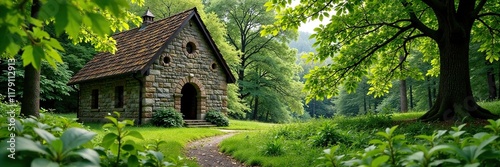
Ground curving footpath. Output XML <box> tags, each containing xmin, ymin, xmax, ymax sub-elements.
<box><xmin>186</xmin><ymin>131</ymin><xmax>248</xmax><ymax>167</ymax></box>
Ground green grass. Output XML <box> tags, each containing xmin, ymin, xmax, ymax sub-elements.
<box><xmin>479</xmin><ymin>100</ymin><xmax>500</xmax><ymax>114</ymax></box>
<box><xmin>54</xmin><ymin>113</ymin><xmax>276</xmax><ymax>166</ymax></box>
<box><xmin>220</xmin><ymin>103</ymin><xmax>500</xmax><ymax>167</ymax></box>
<box><xmin>391</xmin><ymin>111</ymin><xmax>425</xmax><ymax>120</ymax></box>
<box><xmin>219</xmin><ymin>119</ymin><xmax>278</xmax><ymax>130</ymax></box>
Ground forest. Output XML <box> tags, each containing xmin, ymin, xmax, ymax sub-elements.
<box><xmin>1</xmin><ymin>0</ymin><xmax>500</xmax><ymax>166</ymax></box>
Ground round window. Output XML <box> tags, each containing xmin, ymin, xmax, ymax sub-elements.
<box><xmin>163</xmin><ymin>56</ymin><xmax>171</xmax><ymax>64</ymax></box>
<box><xmin>211</xmin><ymin>63</ymin><xmax>217</xmax><ymax>70</ymax></box>
<box><xmin>186</xmin><ymin>42</ymin><xmax>195</xmax><ymax>54</ymax></box>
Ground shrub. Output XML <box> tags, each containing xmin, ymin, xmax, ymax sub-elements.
<box><xmin>151</xmin><ymin>108</ymin><xmax>184</xmax><ymax>128</ymax></box>
<box><xmin>311</xmin><ymin>123</ymin><xmax>349</xmax><ymax>147</ymax></box>
<box><xmin>262</xmin><ymin>139</ymin><xmax>285</xmax><ymax>156</ymax></box>
<box><xmin>0</xmin><ymin>111</ymin><xmax>184</xmax><ymax>166</ymax></box>
<box><xmin>318</xmin><ymin>119</ymin><xmax>500</xmax><ymax>167</ymax></box>
<box><xmin>205</xmin><ymin>110</ymin><xmax>229</xmax><ymax>127</ymax></box>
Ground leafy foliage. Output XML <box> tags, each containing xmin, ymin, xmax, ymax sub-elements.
<box><xmin>205</xmin><ymin>110</ymin><xmax>230</xmax><ymax>127</ymax></box>
<box><xmin>151</xmin><ymin>108</ymin><xmax>184</xmax><ymax>128</ymax></box>
<box><xmin>0</xmin><ymin>105</ymin><xmax>186</xmax><ymax>166</ymax></box>
<box><xmin>262</xmin><ymin>139</ymin><xmax>285</xmax><ymax>156</ymax></box>
<box><xmin>311</xmin><ymin>123</ymin><xmax>349</xmax><ymax>147</ymax></box>
<box><xmin>0</xmin><ymin>0</ymin><xmax>143</xmax><ymax>67</ymax></box>
<box><xmin>207</xmin><ymin>0</ymin><xmax>304</xmax><ymax>122</ymax></box>
<box><xmin>319</xmin><ymin>120</ymin><xmax>500</xmax><ymax>166</ymax></box>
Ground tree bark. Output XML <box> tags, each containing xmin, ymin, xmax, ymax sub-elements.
<box><xmin>20</xmin><ymin>0</ymin><xmax>42</xmax><ymax>117</ymax></box>
<box><xmin>427</xmin><ymin>77</ymin><xmax>433</xmax><ymax>110</ymax></box>
<box><xmin>21</xmin><ymin>65</ymin><xmax>41</xmax><ymax>117</ymax></box>
<box><xmin>252</xmin><ymin>96</ymin><xmax>259</xmax><ymax>120</ymax></box>
<box><xmin>400</xmin><ymin>80</ymin><xmax>408</xmax><ymax>112</ymax></box>
<box><xmin>409</xmin><ymin>83</ymin><xmax>413</xmax><ymax>109</ymax></box>
<box><xmin>486</xmin><ymin>65</ymin><xmax>497</xmax><ymax>100</ymax></box>
<box><xmin>420</xmin><ymin>31</ymin><xmax>498</xmax><ymax>121</ymax></box>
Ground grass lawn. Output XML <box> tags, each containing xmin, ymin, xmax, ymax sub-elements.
<box><xmin>220</xmin><ymin>100</ymin><xmax>500</xmax><ymax>167</ymax></box>
<box><xmin>220</xmin><ymin>119</ymin><xmax>278</xmax><ymax>130</ymax></box>
<box><xmin>55</xmin><ymin>113</ymin><xmax>276</xmax><ymax>166</ymax></box>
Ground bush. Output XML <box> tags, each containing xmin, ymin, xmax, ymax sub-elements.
<box><xmin>205</xmin><ymin>110</ymin><xmax>229</xmax><ymax>127</ymax></box>
<box><xmin>318</xmin><ymin>119</ymin><xmax>500</xmax><ymax>167</ymax></box>
<box><xmin>311</xmin><ymin>123</ymin><xmax>349</xmax><ymax>147</ymax></box>
<box><xmin>0</xmin><ymin>111</ymin><xmax>184</xmax><ymax>166</ymax></box>
<box><xmin>261</xmin><ymin>139</ymin><xmax>285</xmax><ymax>156</ymax></box>
<box><xmin>151</xmin><ymin>108</ymin><xmax>184</xmax><ymax>128</ymax></box>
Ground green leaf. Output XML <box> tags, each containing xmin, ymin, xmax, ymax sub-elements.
<box><xmin>105</xmin><ymin>116</ymin><xmax>118</xmax><ymax>125</ymax></box>
<box><xmin>39</xmin><ymin>0</ymin><xmax>60</xmax><ymax>20</ymax></box>
<box><xmin>54</xmin><ymin>3</ymin><xmax>82</xmax><ymax>37</ymax></box>
<box><xmin>371</xmin><ymin>155</ymin><xmax>389</xmax><ymax>167</ymax></box>
<box><xmin>31</xmin><ymin>158</ymin><xmax>59</xmax><ymax>167</ymax></box>
<box><xmin>127</xmin><ymin>155</ymin><xmax>140</xmax><ymax>167</ymax></box>
<box><xmin>69</xmin><ymin>148</ymin><xmax>100</xmax><ymax>165</ymax></box>
<box><xmin>126</xmin><ymin>131</ymin><xmax>144</xmax><ymax>140</ymax></box>
<box><xmin>21</xmin><ymin>45</ymin><xmax>44</xmax><ymax>69</ymax></box>
<box><xmin>47</xmin><ymin>38</ymin><xmax>64</xmax><ymax>51</ymax></box>
<box><xmin>34</xmin><ymin>128</ymin><xmax>56</xmax><ymax>143</ymax></box>
<box><xmin>50</xmin><ymin>139</ymin><xmax>63</xmax><ymax>155</ymax></box>
<box><xmin>147</xmin><ymin>150</ymin><xmax>164</xmax><ymax>162</ymax></box>
<box><xmin>15</xmin><ymin>137</ymin><xmax>49</xmax><ymax>155</ymax></box>
<box><xmin>122</xmin><ymin>144</ymin><xmax>135</xmax><ymax>151</ymax></box>
<box><xmin>101</xmin><ymin>133</ymin><xmax>118</xmax><ymax>149</ymax></box>
<box><xmin>428</xmin><ymin>158</ymin><xmax>460</xmax><ymax>166</ymax></box>
<box><xmin>84</xmin><ymin>13</ymin><xmax>111</xmax><ymax>36</ymax></box>
<box><xmin>61</xmin><ymin>128</ymin><xmax>96</xmax><ymax>153</ymax></box>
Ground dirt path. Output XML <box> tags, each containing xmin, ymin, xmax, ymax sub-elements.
<box><xmin>186</xmin><ymin>131</ymin><xmax>247</xmax><ymax>167</ymax></box>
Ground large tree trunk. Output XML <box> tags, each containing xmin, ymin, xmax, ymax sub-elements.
<box><xmin>399</xmin><ymin>80</ymin><xmax>408</xmax><ymax>112</ymax></box>
<box><xmin>20</xmin><ymin>0</ymin><xmax>41</xmax><ymax>117</ymax></box>
<box><xmin>420</xmin><ymin>33</ymin><xmax>498</xmax><ymax>121</ymax></box>
<box><xmin>21</xmin><ymin>65</ymin><xmax>40</xmax><ymax>117</ymax></box>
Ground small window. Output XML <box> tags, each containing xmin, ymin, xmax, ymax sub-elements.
<box><xmin>91</xmin><ymin>89</ymin><xmax>99</xmax><ymax>109</ymax></box>
<box><xmin>163</xmin><ymin>56</ymin><xmax>171</xmax><ymax>64</ymax></box>
<box><xmin>211</xmin><ymin>62</ymin><xmax>217</xmax><ymax>70</ymax></box>
<box><xmin>115</xmin><ymin>86</ymin><xmax>124</xmax><ymax>108</ymax></box>
<box><xmin>186</xmin><ymin>42</ymin><xmax>195</xmax><ymax>54</ymax></box>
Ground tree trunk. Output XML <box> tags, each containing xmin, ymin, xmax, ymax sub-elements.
<box><xmin>486</xmin><ymin>65</ymin><xmax>497</xmax><ymax>100</ymax></box>
<box><xmin>20</xmin><ymin>0</ymin><xmax>42</xmax><ymax>117</ymax></box>
<box><xmin>420</xmin><ymin>34</ymin><xmax>498</xmax><ymax>121</ymax></box>
<box><xmin>427</xmin><ymin>76</ymin><xmax>433</xmax><ymax>109</ymax></box>
<box><xmin>498</xmin><ymin>61</ymin><xmax>500</xmax><ymax>100</ymax></box>
<box><xmin>363</xmin><ymin>95</ymin><xmax>367</xmax><ymax>113</ymax></box>
<box><xmin>400</xmin><ymin>79</ymin><xmax>408</xmax><ymax>112</ymax></box>
<box><xmin>409</xmin><ymin>83</ymin><xmax>413</xmax><ymax>109</ymax></box>
<box><xmin>252</xmin><ymin>96</ymin><xmax>259</xmax><ymax>120</ymax></box>
<box><xmin>21</xmin><ymin>65</ymin><xmax>41</xmax><ymax>117</ymax></box>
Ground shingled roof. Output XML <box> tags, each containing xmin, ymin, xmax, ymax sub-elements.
<box><xmin>68</xmin><ymin>8</ymin><xmax>235</xmax><ymax>85</ymax></box>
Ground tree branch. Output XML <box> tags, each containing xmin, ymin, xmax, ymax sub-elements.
<box><xmin>478</xmin><ymin>12</ymin><xmax>500</xmax><ymax>18</ymax></box>
<box><xmin>473</xmin><ymin>0</ymin><xmax>488</xmax><ymax>17</ymax></box>
<box><xmin>327</xmin><ymin>25</ymin><xmax>414</xmax><ymax>87</ymax></box>
<box><xmin>401</xmin><ymin>1</ymin><xmax>438</xmax><ymax>40</ymax></box>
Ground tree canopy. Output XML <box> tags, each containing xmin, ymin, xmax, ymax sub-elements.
<box><xmin>0</xmin><ymin>0</ymin><xmax>143</xmax><ymax>116</ymax></box>
<box><xmin>208</xmin><ymin>0</ymin><xmax>304</xmax><ymax>122</ymax></box>
<box><xmin>266</xmin><ymin>0</ymin><xmax>500</xmax><ymax>121</ymax></box>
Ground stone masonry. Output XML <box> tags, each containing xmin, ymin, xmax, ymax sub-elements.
<box><xmin>78</xmin><ymin>18</ymin><xmax>229</xmax><ymax>123</ymax></box>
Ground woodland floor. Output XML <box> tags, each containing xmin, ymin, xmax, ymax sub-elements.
<box><xmin>186</xmin><ymin>130</ymin><xmax>250</xmax><ymax>167</ymax></box>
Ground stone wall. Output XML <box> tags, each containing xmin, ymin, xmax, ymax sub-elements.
<box><xmin>144</xmin><ymin>18</ymin><xmax>229</xmax><ymax>120</ymax></box>
<box><xmin>79</xmin><ymin>18</ymin><xmax>230</xmax><ymax>122</ymax></box>
<box><xmin>79</xmin><ymin>77</ymin><xmax>140</xmax><ymax>122</ymax></box>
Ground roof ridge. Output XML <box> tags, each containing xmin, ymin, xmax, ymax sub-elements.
<box><xmin>110</xmin><ymin>8</ymin><xmax>196</xmax><ymax>38</ymax></box>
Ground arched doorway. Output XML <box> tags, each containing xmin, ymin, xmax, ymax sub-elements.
<box><xmin>181</xmin><ymin>83</ymin><xmax>197</xmax><ymax>119</ymax></box>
